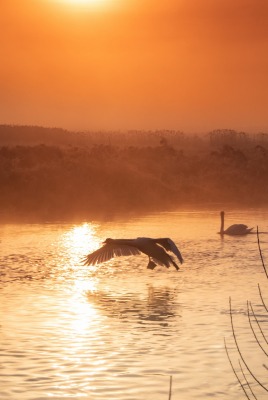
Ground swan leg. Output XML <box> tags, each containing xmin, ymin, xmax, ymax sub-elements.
<box><xmin>170</xmin><ymin>258</ymin><xmax>180</xmax><ymax>271</ymax></box>
<box><xmin>172</xmin><ymin>261</ymin><xmax>180</xmax><ymax>271</ymax></box>
<box><xmin>147</xmin><ymin>257</ymin><xmax>157</xmax><ymax>270</ymax></box>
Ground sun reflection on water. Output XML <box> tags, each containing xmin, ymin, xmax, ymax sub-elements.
<box><xmin>69</xmin><ymin>299</ymin><xmax>98</xmax><ymax>334</ymax></box>
<box><xmin>65</xmin><ymin>223</ymin><xmax>98</xmax><ymax>251</ymax></box>
<box><xmin>66</xmin><ymin>279</ymin><xmax>100</xmax><ymax>335</ymax></box>
<box><xmin>58</xmin><ymin>223</ymin><xmax>100</xmax><ymax>339</ymax></box>
<box><xmin>62</xmin><ymin>223</ymin><xmax>100</xmax><ymax>265</ymax></box>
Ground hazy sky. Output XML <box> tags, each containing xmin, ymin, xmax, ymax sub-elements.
<box><xmin>1</xmin><ymin>0</ymin><xmax>268</xmax><ymax>132</ymax></box>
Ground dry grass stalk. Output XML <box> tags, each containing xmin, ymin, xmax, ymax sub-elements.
<box><xmin>225</xmin><ymin>228</ymin><xmax>268</xmax><ymax>398</ymax></box>
<box><xmin>168</xmin><ymin>375</ymin><xmax>173</xmax><ymax>400</ymax></box>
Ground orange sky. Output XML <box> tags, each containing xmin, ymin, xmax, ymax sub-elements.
<box><xmin>1</xmin><ymin>0</ymin><xmax>268</xmax><ymax>132</ymax></box>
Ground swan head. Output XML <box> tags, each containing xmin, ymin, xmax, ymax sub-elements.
<box><xmin>104</xmin><ymin>238</ymin><xmax>113</xmax><ymax>244</ymax></box>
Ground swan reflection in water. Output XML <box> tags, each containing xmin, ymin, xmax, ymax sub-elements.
<box><xmin>85</xmin><ymin>284</ymin><xmax>180</xmax><ymax>326</ymax></box>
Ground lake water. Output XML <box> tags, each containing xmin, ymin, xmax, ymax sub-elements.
<box><xmin>1</xmin><ymin>210</ymin><xmax>268</xmax><ymax>400</ymax></box>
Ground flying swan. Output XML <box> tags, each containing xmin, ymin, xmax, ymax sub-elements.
<box><xmin>83</xmin><ymin>237</ymin><xmax>184</xmax><ymax>270</ymax></box>
<box><xmin>219</xmin><ymin>211</ymin><xmax>253</xmax><ymax>236</ymax></box>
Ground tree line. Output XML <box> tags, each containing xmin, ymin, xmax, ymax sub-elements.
<box><xmin>0</xmin><ymin>136</ymin><xmax>267</xmax><ymax>221</ymax></box>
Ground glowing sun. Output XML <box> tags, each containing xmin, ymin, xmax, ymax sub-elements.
<box><xmin>63</xmin><ymin>0</ymin><xmax>105</xmax><ymax>3</ymax></box>
<box><xmin>54</xmin><ymin>0</ymin><xmax>115</xmax><ymax>10</ymax></box>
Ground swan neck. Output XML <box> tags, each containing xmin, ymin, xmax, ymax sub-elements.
<box><xmin>220</xmin><ymin>212</ymin><xmax>224</xmax><ymax>234</ymax></box>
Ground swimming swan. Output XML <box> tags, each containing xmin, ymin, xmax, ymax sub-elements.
<box><xmin>219</xmin><ymin>211</ymin><xmax>253</xmax><ymax>236</ymax></box>
<box><xmin>83</xmin><ymin>237</ymin><xmax>183</xmax><ymax>270</ymax></box>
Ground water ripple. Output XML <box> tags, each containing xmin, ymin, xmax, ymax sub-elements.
<box><xmin>1</xmin><ymin>211</ymin><xmax>268</xmax><ymax>399</ymax></box>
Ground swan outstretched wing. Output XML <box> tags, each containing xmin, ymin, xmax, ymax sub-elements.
<box><xmin>155</xmin><ymin>238</ymin><xmax>184</xmax><ymax>264</ymax></box>
<box><xmin>83</xmin><ymin>243</ymin><xmax>141</xmax><ymax>266</ymax></box>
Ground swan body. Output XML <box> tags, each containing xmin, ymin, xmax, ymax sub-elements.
<box><xmin>219</xmin><ymin>211</ymin><xmax>253</xmax><ymax>236</ymax></box>
<box><xmin>83</xmin><ymin>237</ymin><xmax>183</xmax><ymax>270</ymax></box>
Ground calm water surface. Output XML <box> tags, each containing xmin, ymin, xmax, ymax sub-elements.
<box><xmin>1</xmin><ymin>210</ymin><xmax>268</xmax><ymax>400</ymax></box>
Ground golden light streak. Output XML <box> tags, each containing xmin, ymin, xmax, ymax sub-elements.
<box><xmin>55</xmin><ymin>0</ymin><xmax>110</xmax><ymax>6</ymax></box>
<box><xmin>62</xmin><ymin>223</ymin><xmax>100</xmax><ymax>267</ymax></box>
<box><xmin>67</xmin><ymin>224</ymin><xmax>97</xmax><ymax>252</ymax></box>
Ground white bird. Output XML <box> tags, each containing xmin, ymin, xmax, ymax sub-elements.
<box><xmin>83</xmin><ymin>237</ymin><xmax>184</xmax><ymax>270</ymax></box>
<box><xmin>219</xmin><ymin>211</ymin><xmax>253</xmax><ymax>236</ymax></box>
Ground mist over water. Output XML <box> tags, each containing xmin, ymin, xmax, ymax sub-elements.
<box><xmin>1</xmin><ymin>210</ymin><xmax>268</xmax><ymax>399</ymax></box>
<box><xmin>1</xmin><ymin>126</ymin><xmax>268</xmax><ymax>222</ymax></box>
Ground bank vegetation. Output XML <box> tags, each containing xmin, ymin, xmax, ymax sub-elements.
<box><xmin>1</xmin><ymin>125</ymin><xmax>268</xmax><ymax>221</ymax></box>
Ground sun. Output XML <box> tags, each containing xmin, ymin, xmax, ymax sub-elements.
<box><xmin>52</xmin><ymin>0</ymin><xmax>118</xmax><ymax>11</ymax></box>
<box><xmin>62</xmin><ymin>0</ymin><xmax>105</xmax><ymax>4</ymax></box>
